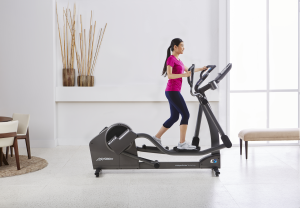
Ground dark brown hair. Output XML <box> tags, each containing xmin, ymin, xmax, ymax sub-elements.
<box><xmin>161</xmin><ymin>38</ymin><xmax>183</xmax><ymax>77</ymax></box>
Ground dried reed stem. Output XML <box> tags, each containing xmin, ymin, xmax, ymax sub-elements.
<box><xmin>89</xmin><ymin>21</ymin><xmax>96</xmax><ymax>75</ymax></box>
<box><xmin>56</xmin><ymin>2</ymin><xmax>64</xmax><ymax>68</ymax></box>
<box><xmin>65</xmin><ymin>8</ymin><xmax>78</xmax><ymax>71</ymax></box>
<box><xmin>63</xmin><ymin>10</ymin><xmax>66</xmax><ymax>69</ymax></box>
<box><xmin>83</xmin><ymin>29</ymin><xmax>86</xmax><ymax>75</ymax></box>
<box><xmin>91</xmin><ymin>28</ymin><xmax>102</xmax><ymax>75</ymax></box>
<box><xmin>65</xmin><ymin>10</ymin><xmax>69</xmax><ymax>68</ymax></box>
<box><xmin>87</xmin><ymin>25</ymin><xmax>92</xmax><ymax>75</ymax></box>
<box><xmin>91</xmin><ymin>23</ymin><xmax>107</xmax><ymax>75</ymax></box>
<box><xmin>79</xmin><ymin>33</ymin><xmax>82</xmax><ymax>75</ymax></box>
<box><xmin>80</xmin><ymin>15</ymin><xmax>83</xmax><ymax>75</ymax></box>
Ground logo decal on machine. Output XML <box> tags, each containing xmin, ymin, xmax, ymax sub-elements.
<box><xmin>96</xmin><ymin>157</ymin><xmax>114</xmax><ymax>162</ymax></box>
<box><xmin>210</xmin><ymin>159</ymin><xmax>217</xmax><ymax>163</ymax></box>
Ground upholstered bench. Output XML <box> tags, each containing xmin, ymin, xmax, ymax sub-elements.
<box><xmin>238</xmin><ymin>128</ymin><xmax>300</xmax><ymax>159</ymax></box>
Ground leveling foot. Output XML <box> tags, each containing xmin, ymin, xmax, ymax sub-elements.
<box><xmin>95</xmin><ymin>168</ymin><xmax>102</xmax><ymax>177</ymax></box>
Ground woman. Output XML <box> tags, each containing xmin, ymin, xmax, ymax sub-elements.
<box><xmin>153</xmin><ymin>38</ymin><xmax>207</xmax><ymax>150</ymax></box>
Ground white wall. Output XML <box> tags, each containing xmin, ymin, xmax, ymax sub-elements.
<box><xmin>55</xmin><ymin>0</ymin><xmax>220</xmax><ymax>87</ymax></box>
<box><xmin>0</xmin><ymin>0</ymin><xmax>56</xmax><ymax>147</ymax></box>
<box><xmin>57</xmin><ymin>102</ymin><xmax>219</xmax><ymax>147</ymax></box>
<box><xmin>0</xmin><ymin>0</ymin><xmax>228</xmax><ymax>147</ymax></box>
<box><xmin>55</xmin><ymin>0</ymin><xmax>224</xmax><ymax>146</ymax></box>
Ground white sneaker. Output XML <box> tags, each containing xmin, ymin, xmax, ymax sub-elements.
<box><xmin>152</xmin><ymin>136</ymin><xmax>162</xmax><ymax>145</ymax></box>
<box><xmin>177</xmin><ymin>142</ymin><xmax>196</xmax><ymax>150</ymax></box>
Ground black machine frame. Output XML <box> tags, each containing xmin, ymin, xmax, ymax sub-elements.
<box><xmin>90</xmin><ymin>63</ymin><xmax>232</xmax><ymax>177</ymax></box>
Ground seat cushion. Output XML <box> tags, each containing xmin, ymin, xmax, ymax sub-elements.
<box><xmin>0</xmin><ymin>137</ymin><xmax>14</xmax><ymax>147</ymax></box>
<box><xmin>238</xmin><ymin>128</ymin><xmax>300</xmax><ymax>141</ymax></box>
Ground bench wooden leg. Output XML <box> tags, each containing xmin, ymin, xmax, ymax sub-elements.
<box><xmin>245</xmin><ymin>141</ymin><xmax>248</xmax><ymax>159</ymax></box>
<box><xmin>240</xmin><ymin>138</ymin><xmax>242</xmax><ymax>155</ymax></box>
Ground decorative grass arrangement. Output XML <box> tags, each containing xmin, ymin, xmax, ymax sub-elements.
<box><xmin>56</xmin><ymin>2</ymin><xmax>107</xmax><ymax>87</ymax></box>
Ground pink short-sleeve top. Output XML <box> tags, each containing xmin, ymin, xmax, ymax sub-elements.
<box><xmin>165</xmin><ymin>55</ymin><xmax>185</xmax><ymax>91</ymax></box>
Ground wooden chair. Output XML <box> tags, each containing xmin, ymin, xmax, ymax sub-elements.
<box><xmin>6</xmin><ymin>113</ymin><xmax>31</xmax><ymax>159</ymax></box>
<box><xmin>0</xmin><ymin>121</ymin><xmax>20</xmax><ymax>170</ymax></box>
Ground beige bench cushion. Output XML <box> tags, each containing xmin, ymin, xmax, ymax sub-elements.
<box><xmin>238</xmin><ymin>128</ymin><xmax>300</xmax><ymax>141</ymax></box>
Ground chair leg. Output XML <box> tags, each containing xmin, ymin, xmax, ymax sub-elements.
<box><xmin>1</xmin><ymin>148</ymin><xmax>8</xmax><ymax>165</ymax></box>
<box><xmin>245</xmin><ymin>141</ymin><xmax>248</xmax><ymax>159</ymax></box>
<box><xmin>13</xmin><ymin>139</ymin><xmax>20</xmax><ymax>170</ymax></box>
<box><xmin>240</xmin><ymin>138</ymin><xmax>242</xmax><ymax>155</ymax></box>
<box><xmin>6</xmin><ymin>146</ymin><xmax>9</xmax><ymax>159</ymax></box>
<box><xmin>0</xmin><ymin>147</ymin><xmax>2</xmax><ymax>166</ymax></box>
<box><xmin>25</xmin><ymin>129</ymin><xmax>31</xmax><ymax>159</ymax></box>
<box><xmin>10</xmin><ymin>146</ymin><xmax>13</xmax><ymax>157</ymax></box>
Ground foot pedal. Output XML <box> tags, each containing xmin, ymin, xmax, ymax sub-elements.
<box><xmin>173</xmin><ymin>146</ymin><xmax>201</xmax><ymax>152</ymax></box>
<box><xmin>142</xmin><ymin>144</ymin><xmax>169</xmax><ymax>150</ymax></box>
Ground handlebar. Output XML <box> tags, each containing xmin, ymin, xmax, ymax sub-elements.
<box><xmin>187</xmin><ymin>64</ymin><xmax>195</xmax><ymax>88</ymax></box>
<box><xmin>187</xmin><ymin>63</ymin><xmax>232</xmax><ymax>96</ymax></box>
<box><xmin>187</xmin><ymin>64</ymin><xmax>202</xmax><ymax>97</ymax></box>
<box><xmin>214</xmin><ymin>63</ymin><xmax>232</xmax><ymax>83</ymax></box>
<box><xmin>195</xmin><ymin>65</ymin><xmax>216</xmax><ymax>91</ymax></box>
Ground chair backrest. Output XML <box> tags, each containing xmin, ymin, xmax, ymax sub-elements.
<box><xmin>12</xmin><ymin>113</ymin><xmax>30</xmax><ymax>135</ymax></box>
<box><xmin>0</xmin><ymin>120</ymin><xmax>18</xmax><ymax>147</ymax></box>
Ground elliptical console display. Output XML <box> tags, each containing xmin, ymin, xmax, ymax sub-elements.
<box><xmin>90</xmin><ymin>63</ymin><xmax>232</xmax><ymax>177</ymax></box>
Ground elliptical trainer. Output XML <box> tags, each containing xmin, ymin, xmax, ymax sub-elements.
<box><xmin>89</xmin><ymin>63</ymin><xmax>232</xmax><ymax>177</ymax></box>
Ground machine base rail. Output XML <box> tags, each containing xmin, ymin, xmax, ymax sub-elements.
<box><xmin>137</xmin><ymin>146</ymin><xmax>163</xmax><ymax>154</ymax></box>
<box><xmin>121</xmin><ymin>151</ymin><xmax>160</xmax><ymax>168</ymax></box>
<box><xmin>139</xmin><ymin>161</ymin><xmax>200</xmax><ymax>169</ymax></box>
<box><xmin>137</xmin><ymin>133</ymin><xmax>226</xmax><ymax>156</ymax></box>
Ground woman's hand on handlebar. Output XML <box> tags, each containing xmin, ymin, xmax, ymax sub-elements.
<box><xmin>194</xmin><ymin>66</ymin><xmax>208</xmax><ymax>72</ymax></box>
<box><xmin>182</xmin><ymin>71</ymin><xmax>191</xmax><ymax>77</ymax></box>
<box><xmin>201</xmin><ymin>66</ymin><xmax>208</xmax><ymax>71</ymax></box>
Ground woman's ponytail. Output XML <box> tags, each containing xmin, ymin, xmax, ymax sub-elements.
<box><xmin>161</xmin><ymin>38</ymin><xmax>183</xmax><ymax>77</ymax></box>
<box><xmin>161</xmin><ymin>46</ymin><xmax>171</xmax><ymax>77</ymax></box>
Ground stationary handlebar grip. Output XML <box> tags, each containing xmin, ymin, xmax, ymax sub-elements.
<box><xmin>187</xmin><ymin>64</ymin><xmax>195</xmax><ymax>87</ymax></box>
<box><xmin>206</xmin><ymin>65</ymin><xmax>216</xmax><ymax>70</ymax></box>
<box><xmin>200</xmin><ymin>70</ymin><xmax>205</xmax><ymax>79</ymax></box>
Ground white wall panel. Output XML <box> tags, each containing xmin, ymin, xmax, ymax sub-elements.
<box><xmin>0</xmin><ymin>0</ymin><xmax>225</xmax><ymax>147</ymax></box>
<box><xmin>55</xmin><ymin>0</ymin><xmax>220</xmax><ymax>87</ymax></box>
<box><xmin>0</xmin><ymin>0</ymin><xmax>56</xmax><ymax>147</ymax></box>
<box><xmin>55</xmin><ymin>0</ymin><xmax>223</xmax><ymax>146</ymax></box>
<box><xmin>57</xmin><ymin>101</ymin><xmax>219</xmax><ymax>147</ymax></box>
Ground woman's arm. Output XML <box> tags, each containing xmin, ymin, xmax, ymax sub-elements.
<box><xmin>195</xmin><ymin>66</ymin><xmax>208</xmax><ymax>72</ymax></box>
<box><xmin>167</xmin><ymin>65</ymin><xmax>191</xmax><ymax>79</ymax></box>
<box><xmin>184</xmin><ymin>65</ymin><xmax>208</xmax><ymax>72</ymax></box>
<box><xmin>184</xmin><ymin>65</ymin><xmax>189</xmax><ymax>72</ymax></box>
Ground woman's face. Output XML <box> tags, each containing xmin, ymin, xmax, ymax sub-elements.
<box><xmin>174</xmin><ymin>42</ymin><xmax>184</xmax><ymax>54</ymax></box>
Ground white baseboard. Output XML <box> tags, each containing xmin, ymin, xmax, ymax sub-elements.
<box><xmin>17</xmin><ymin>139</ymin><xmax>57</xmax><ymax>148</ymax></box>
